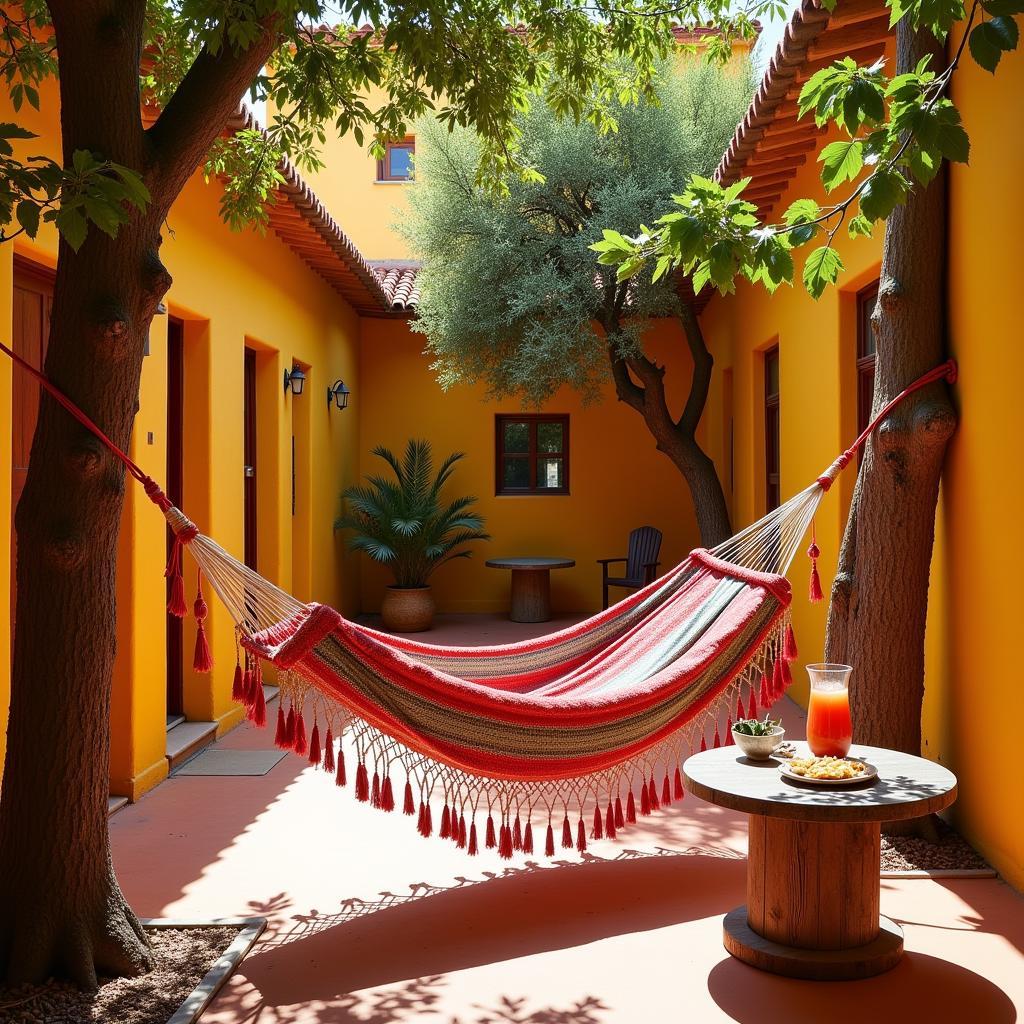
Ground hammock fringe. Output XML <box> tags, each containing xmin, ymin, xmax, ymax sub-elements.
<box><xmin>229</xmin><ymin>606</ymin><xmax>796</xmax><ymax>859</ymax></box>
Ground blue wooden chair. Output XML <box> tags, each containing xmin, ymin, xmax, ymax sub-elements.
<box><xmin>598</xmin><ymin>526</ymin><xmax>663</xmax><ymax>610</ymax></box>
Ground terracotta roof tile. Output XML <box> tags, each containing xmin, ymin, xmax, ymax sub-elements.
<box><xmin>715</xmin><ymin>0</ymin><xmax>889</xmax><ymax>219</ymax></box>
<box><xmin>372</xmin><ymin>262</ymin><xmax>421</xmax><ymax>313</ymax></box>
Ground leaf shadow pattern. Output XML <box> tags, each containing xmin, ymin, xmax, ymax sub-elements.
<box><xmin>455</xmin><ymin>993</ymin><xmax>609</xmax><ymax>1024</ymax></box>
<box><xmin>259</xmin><ymin>844</ymin><xmax>742</xmax><ymax>952</ymax></box>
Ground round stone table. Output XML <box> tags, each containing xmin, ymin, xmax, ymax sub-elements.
<box><xmin>485</xmin><ymin>557</ymin><xmax>575</xmax><ymax>623</ymax></box>
<box><xmin>683</xmin><ymin>743</ymin><xmax>957</xmax><ymax>981</ymax></box>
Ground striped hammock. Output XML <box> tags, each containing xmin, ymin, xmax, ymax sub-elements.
<box><xmin>0</xmin><ymin>332</ymin><xmax>954</xmax><ymax>859</ymax></box>
<box><xmin>171</xmin><ymin>480</ymin><xmax>819</xmax><ymax>857</ymax></box>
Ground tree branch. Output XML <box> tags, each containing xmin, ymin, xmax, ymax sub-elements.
<box><xmin>676</xmin><ymin>300</ymin><xmax>714</xmax><ymax>437</ymax></box>
<box><xmin>146</xmin><ymin>19</ymin><xmax>282</xmax><ymax>214</ymax></box>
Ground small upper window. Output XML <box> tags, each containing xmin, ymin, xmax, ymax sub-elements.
<box><xmin>377</xmin><ymin>138</ymin><xmax>415</xmax><ymax>182</ymax></box>
<box><xmin>495</xmin><ymin>415</ymin><xmax>569</xmax><ymax>495</ymax></box>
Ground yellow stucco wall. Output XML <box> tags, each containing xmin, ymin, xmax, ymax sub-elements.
<box><xmin>0</xmin><ymin>79</ymin><xmax>362</xmax><ymax>800</ymax></box>
<box><xmin>358</xmin><ymin>317</ymin><xmax>705</xmax><ymax>615</ymax></box>
<box><xmin>696</xmin><ymin>34</ymin><xmax>1024</xmax><ymax>889</ymax></box>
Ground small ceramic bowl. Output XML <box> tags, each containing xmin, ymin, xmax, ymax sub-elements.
<box><xmin>732</xmin><ymin>725</ymin><xmax>785</xmax><ymax>761</ymax></box>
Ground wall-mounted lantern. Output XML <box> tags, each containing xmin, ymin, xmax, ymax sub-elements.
<box><xmin>284</xmin><ymin>365</ymin><xmax>306</xmax><ymax>396</ymax></box>
<box><xmin>327</xmin><ymin>379</ymin><xmax>350</xmax><ymax>411</ymax></box>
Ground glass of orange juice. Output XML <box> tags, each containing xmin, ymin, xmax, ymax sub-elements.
<box><xmin>806</xmin><ymin>664</ymin><xmax>853</xmax><ymax>757</ymax></box>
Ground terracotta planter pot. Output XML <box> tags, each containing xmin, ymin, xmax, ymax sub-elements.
<box><xmin>381</xmin><ymin>585</ymin><xmax>435</xmax><ymax>633</ymax></box>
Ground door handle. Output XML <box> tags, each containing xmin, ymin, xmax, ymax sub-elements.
<box><xmin>244</xmin><ymin>465</ymin><xmax>255</xmax><ymax>478</ymax></box>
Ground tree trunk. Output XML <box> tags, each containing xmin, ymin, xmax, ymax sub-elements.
<box><xmin>0</xmin><ymin>0</ymin><xmax>277</xmax><ymax>987</ymax></box>
<box><xmin>824</xmin><ymin>24</ymin><xmax>956</xmax><ymax>760</ymax></box>
<box><xmin>607</xmin><ymin>300</ymin><xmax>732</xmax><ymax>547</ymax></box>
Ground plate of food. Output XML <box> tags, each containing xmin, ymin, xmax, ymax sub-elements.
<box><xmin>779</xmin><ymin>755</ymin><xmax>878</xmax><ymax>786</ymax></box>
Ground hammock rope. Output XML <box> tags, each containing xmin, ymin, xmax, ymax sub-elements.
<box><xmin>1</xmin><ymin>334</ymin><xmax>956</xmax><ymax>857</ymax></box>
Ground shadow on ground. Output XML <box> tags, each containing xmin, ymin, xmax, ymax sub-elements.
<box><xmin>707</xmin><ymin>951</ymin><xmax>1017</xmax><ymax>1023</ymax></box>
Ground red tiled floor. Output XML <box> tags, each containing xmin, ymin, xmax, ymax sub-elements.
<box><xmin>110</xmin><ymin>616</ymin><xmax>1024</xmax><ymax>1023</ymax></box>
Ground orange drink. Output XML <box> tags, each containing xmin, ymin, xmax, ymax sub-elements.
<box><xmin>805</xmin><ymin>663</ymin><xmax>853</xmax><ymax>758</ymax></box>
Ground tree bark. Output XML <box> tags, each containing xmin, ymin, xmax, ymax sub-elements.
<box><xmin>824</xmin><ymin>24</ymin><xmax>956</xmax><ymax>762</ymax></box>
<box><xmin>0</xmin><ymin>0</ymin><xmax>278</xmax><ymax>987</ymax></box>
<box><xmin>607</xmin><ymin>299</ymin><xmax>732</xmax><ymax>547</ymax></box>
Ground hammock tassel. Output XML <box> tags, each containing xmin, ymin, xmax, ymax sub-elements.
<box><xmin>457</xmin><ymin>814</ymin><xmax>468</xmax><ymax>849</ymax></box>
<box><xmin>592</xmin><ymin>805</ymin><xmax>603</xmax><ymax>840</ymax></box>
<box><xmin>725</xmin><ymin>718</ymin><xmax>734</xmax><ymax>746</ymax></box>
<box><xmin>192</xmin><ymin>587</ymin><xmax>213</xmax><ymax>674</ymax></box>
<box><xmin>648</xmin><ymin>777</ymin><xmax>660</xmax><ymax>811</ymax></box>
<box><xmin>605</xmin><ymin>800</ymin><xmax>616</xmax><ymax>839</ymax></box>
<box><xmin>232</xmin><ymin>663</ymin><xmax>245</xmax><ymax>703</ymax></box>
<box><xmin>524</xmin><ymin>821</ymin><xmax>534</xmax><ymax>854</ymax></box>
<box><xmin>712</xmin><ymin>724</ymin><xmax>722</xmax><ymax>750</ymax></box>
<box><xmin>576</xmin><ymin>817</ymin><xmax>587</xmax><ymax>853</ymax></box>
<box><xmin>371</xmin><ymin>772</ymin><xmax>381</xmax><ymax>808</ymax></box>
<box><xmin>513</xmin><ymin>815</ymin><xmax>523</xmax><ymax>851</ymax></box>
<box><xmin>251</xmin><ymin>675</ymin><xmax>267</xmax><ymax>728</ymax></box>
<box><xmin>335</xmin><ymin>747</ymin><xmax>346</xmax><ymax>787</ymax></box>
<box><xmin>355</xmin><ymin>762</ymin><xmax>369</xmax><ymax>802</ymax></box>
<box><xmin>323</xmin><ymin>730</ymin><xmax>336</xmax><ymax>774</ymax></box>
<box><xmin>403</xmin><ymin>780</ymin><xmax>415</xmax><ymax>815</ymax></box>
<box><xmin>284</xmin><ymin>706</ymin><xmax>296</xmax><ymax>748</ymax></box>
<box><xmin>440</xmin><ymin>804</ymin><xmax>452</xmax><ymax>839</ymax></box>
<box><xmin>294</xmin><ymin>713</ymin><xmax>308</xmax><ymax>757</ymax></box>
<box><xmin>468</xmin><ymin>821</ymin><xmax>479</xmax><ymax>856</ymax></box>
<box><xmin>499</xmin><ymin>822</ymin><xmax>513</xmax><ymax>859</ymax></box>
<box><xmin>561</xmin><ymin>813</ymin><xmax>573</xmax><ymax>849</ymax></box>
<box><xmin>747</xmin><ymin>689</ymin><xmax>758</xmax><ymax>720</ymax></box>
<box><xmin>164</xmin><ymin>531</ymin><xmax>191</xmax><ymax>618</ymax></box>
<box><xmin>274</xmin><ymin>704</ymin><xmax>288</xmax><ymax>748</ymax></box>
<box><xmin>308</xmin><ymin>720</ymin><xmax>321</xmax><ymax>766</ymax></box>
<box><xmin>545</xmin><ymin>822</ymin><xmax>555</xmax><ymax>857</ymax></box>
<box><xmin>485</xmin><ymin>815</ymin><xmax>497</xmax><ymax>849</ymax></box>
<box><xmin>674</xmin><ymin>767</ymin><xmax>685</xmax><ymax>801</ymax></box>
<box><xmin>615</xmin><ymin>797</ymin><xmax>625</xmax><ymax>828</ymax></box>
<box><xmin>759</xmin><ymin>671</ymin><xmax>771</xmax><ymax>708</ymax></box>
<box><xmin>662</xmin><ymin>773</ymin><xmax>672</xmax><ymax>805</ymax></box>
<box><xmin>699</xmin><ymin>734</ymin><xmax>708</xmax><ymax>753</ymax></box>
<box><xmin>640</xmin><ymin>781</ymin><xmax>651</xmax><ymax>816</ymax></box>
<box><xmin>626</xmin><ymin>790</ymin><xmax>637</xmax><ymax>823</ymax></box>
<box><xmin>784</xmin><ymin>622</ymin><xmax>799</xmax><ymax>661</ymax></box>
<box><xmin>808</xmin><ymin>526</ymin><xmax>824</xmax><ymax>603</ymax></box>
<box><xmin>381</xmin><ymin>776</ymin><xmax>395</xmax><ymax>812</ymax></box>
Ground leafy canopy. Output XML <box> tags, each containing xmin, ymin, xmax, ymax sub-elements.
<box><xmin>593</xmin><ymin>0</ymin><xmax>1021</xmax><ymax>299</ymax></box>
<box><xmin>0</xmin><ymin>0</ymin><xmax>766</xmax><ymax>248</ymax></box>
<box><xmin>403</xmin><ymin>59</ymin><xmax>753</xmax><ymax>406</ymax></box>
<box><xmin>335</xmin><ymin>440</ymin><xmax>490</xmax><ymax>588</ymax></box>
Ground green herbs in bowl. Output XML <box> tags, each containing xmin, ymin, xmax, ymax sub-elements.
<box><xmin>732</xmin><ymin>715</ymin><xmax>785</xmax><ymax>760</ymax></box>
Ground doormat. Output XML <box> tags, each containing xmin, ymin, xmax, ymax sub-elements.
<box><xmin>175</xmin><ymin>749</ymin><xmax>286</xmax><ymax>776</ymax></box>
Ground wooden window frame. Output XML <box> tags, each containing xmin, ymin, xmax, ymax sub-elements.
<box><xmin>495</xmin><ymin>413</ymin><xmax>570</xmax><ymax>496</ymax></box>
<box><xmin>376</xmin><ymin>137</ymin><xmax>415</xmax><ymax>182</ymax></box>
<box><xmin>764</xmin><ymin>345</ymin><xmax>781</xmax><ymax>513</ymax></box>
<box><xmin>856</xmin><ymin>281</ymin><xmax>879</xmax><ymax>463</ymax></box>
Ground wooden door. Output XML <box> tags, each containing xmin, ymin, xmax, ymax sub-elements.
<box><xmin>11</xmin><ymin>262</ymin><xmax>54</xmax><ymax>642</ymax></box>
<box><xmin>166</xmin><ymin>318</ymin><xmax>184</xmax><ymax>717</ymax></box>
<box><xmin>243</xmin><ymin>348</ymin><xmax>258</xmax><ymax>571</ymax></box>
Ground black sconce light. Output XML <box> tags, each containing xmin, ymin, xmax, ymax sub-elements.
<box><xmin>327</xmin><ymin>379</ymin><xmax>350</xmax><ymax>411</ymax></box>
<box><xmin>283</xmin><ymin>365</ymin><xmax>306</xmax><ymax>396</ymax></box>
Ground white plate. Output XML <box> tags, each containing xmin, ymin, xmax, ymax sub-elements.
<box><xmin>778</xmin><ymin>758</ymin><xmax>878</xmax><ymax>786</ymax></box>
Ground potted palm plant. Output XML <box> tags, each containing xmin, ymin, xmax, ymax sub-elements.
<box><xmin>336</xmin><ymin>439</ymin><xmax>490</xmax><ymax>632</ymax></box>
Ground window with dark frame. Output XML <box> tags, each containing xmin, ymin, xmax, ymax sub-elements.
<box><xmin>856</xmin><ymin>281</ymin><xmax>879</xmax><ymax>463</ymax></box>
<box><xmin>376</xmin><ymin>138</ymin><xmax>415</xmax><ymax>181</ymax></box>
<box><xmin>495</xmin><ymin>414</ymin><xmax>569</xmax><ymax>495</ymax></box>
<box><xmin>764</xmin><ymin>346</ymin><xmax>781</xmax><ymax>512</ymax></box>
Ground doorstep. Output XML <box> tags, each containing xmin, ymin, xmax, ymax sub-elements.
<box><xmin>166</xmin><ymin>720</ymin><xmax>218</xmax><ymax>771</ymax></box>
<box><xmin>108</xmin><ymin>795</ymin><xmax>128</xmax><ymax>817</ymax></box>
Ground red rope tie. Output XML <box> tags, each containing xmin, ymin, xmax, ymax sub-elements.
<box><xmin>192</xmin><ymin>570</ymin><xmax>213</xmax><ymax>673</ymax></box>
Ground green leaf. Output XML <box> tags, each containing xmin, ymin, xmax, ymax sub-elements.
<box><xmin>54</xmin><ymin>206</ymin><xmax>87</xmax><ymax>251</ymax></box>
<box><xmin>847</xmin><ymin>213</ymin><xmax>874</xmax><ymax>238</ymax></box>
<box><xmin>15</xmin><ymin>200</ymin><xmax>40</xmax><ymax>238</ymax></box>
<box><xmin>819</xmin><ymin>140</ymin><xmax>864</xmax><ymax>192</ymax></box>
<box><xmin>908</xmin><ymin>147</ymin><xmax>941</xmax><ymax>185</ymax></box>
<box><xmin>859</xmin><ymin>168</ymin><xmax>909</xmax><ymax>222</ymax></box>
<box><xmin>969</xmin><ymin>19</ymin><xmax>1016</xmax><ymax>71</ymax></box>
<box><xmin>802</xmin><ymin>245</ymin><xmax>844</xmax><ymax>299</ymax></box>
<box><xmin>983</xmin><ymin>0</ymin><xmax>1024</xmax><ymax>14</ymax></box>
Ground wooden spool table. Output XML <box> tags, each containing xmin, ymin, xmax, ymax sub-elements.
<box><xmin>485</xmin><ymin>557</ymin><xmax>575</xmax><ymax>623</ymax></box>
<box><xmin>683</xmin><ymin>744</ymin><xmax>957</xmax><ymax>981</ymax></box>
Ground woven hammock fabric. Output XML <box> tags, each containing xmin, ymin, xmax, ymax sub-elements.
<box><xmin>247</xmin><ymin>549</ymin><xmax>791</xmax><ymax>781</ymax></box>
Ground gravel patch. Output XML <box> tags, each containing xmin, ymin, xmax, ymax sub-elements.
<box><xmin>0</xmin><ymin>926</ymin><xmax>239</xmax><ymax>1024</ymax></box>
<box><xmin>881</xmin><ymin>819</ymin><xmax>991</xmax><ymax>873</ymax></box>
